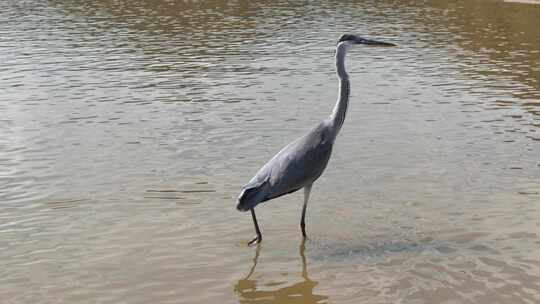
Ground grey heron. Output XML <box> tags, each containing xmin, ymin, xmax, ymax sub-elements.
<box><xmin>237</xmin><ymin>34</ymin><xmax>396</xmax><ymax>245</ymax></box>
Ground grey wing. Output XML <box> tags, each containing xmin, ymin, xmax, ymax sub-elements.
<box><xmin>237</xmin><ymin>122</ymin><xmax>334</xmax><ymax>211</ymax></box>
<box><xmin>262</xmin><ymin>123</ymin><xmax>335</xmax><ymax>200</ymax></box>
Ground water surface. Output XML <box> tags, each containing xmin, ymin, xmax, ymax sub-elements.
<box><xmin>1</xmin><ymin>0</ymin><xmax>539</xmax><ymax>303</ymax></box>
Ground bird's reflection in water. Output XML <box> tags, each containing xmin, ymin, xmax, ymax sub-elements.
<box><xmin>234</xmin><ymin>240</ymin><xmax>328</xmax><ymax>303</ymax></box>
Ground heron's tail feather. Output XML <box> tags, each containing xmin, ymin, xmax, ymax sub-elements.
<box><xmin>236</xmin><ymin>179</ymin><xmax>269</xmax><ymax>212</ymax></box>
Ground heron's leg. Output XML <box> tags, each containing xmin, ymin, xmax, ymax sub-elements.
<box><xmin>299</xmin><ymin>238</ymin><xmax>309</xmax><ymax>280</ymax></box>
<box><xmin>248</xmin><ymin>208</ymin><xmax>262</xmax><ymax>246</ymax></box>
<box><xmin>300</xmin><ymin>184</ymin><xmax>312</xmax><ymax>238</ymax></box>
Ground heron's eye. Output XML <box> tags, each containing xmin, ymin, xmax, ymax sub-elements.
<box><xmin>339</xmin><ymin>34</ymin><xmax>356</xmax><ymax>43</ymax></box>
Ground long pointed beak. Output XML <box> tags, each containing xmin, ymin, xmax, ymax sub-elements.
<box><xmin>354</xmin><ymin>37</ymin><xmax>396</xmax><ymax>47</ymax></box>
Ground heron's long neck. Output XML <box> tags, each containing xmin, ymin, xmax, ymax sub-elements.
<box><xmin>329</xmin><ymin>44</ymin><xmax>350</xmax><ymax>136</ymax></box>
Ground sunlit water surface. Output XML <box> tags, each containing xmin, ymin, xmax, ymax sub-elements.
<box><xmin>1</xmin><ymin>0</ymin><xmax>539</xmax><ymax>303</ymax></box>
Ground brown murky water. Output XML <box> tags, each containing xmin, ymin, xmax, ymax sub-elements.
<box><xmin>1</xmin><ymin>0</ymin><xmax>539</xmax><ymax>303</ymax></box>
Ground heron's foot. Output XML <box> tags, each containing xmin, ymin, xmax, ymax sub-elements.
<box><xmin>248</xmin><ymin>235</ymin><xmax>262</xmax><ymax>246</ymax></box>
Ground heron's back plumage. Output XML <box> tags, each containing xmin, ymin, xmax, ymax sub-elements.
<box><xmin>237</xmin><ymin>121</ymin><xmax>335</xmax><ymax>211</ymax></box>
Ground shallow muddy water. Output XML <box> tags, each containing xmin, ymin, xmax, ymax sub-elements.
<box><xmin>1</xmin><ymin>0</ymin><xmax>539</xmax><ymax>303</ymax></box>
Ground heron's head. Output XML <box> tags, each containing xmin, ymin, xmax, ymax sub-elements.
<box><xmin>337</xmin><ymin>34</ymin><xmax>396</xmax><ymax>48</ymax></box>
